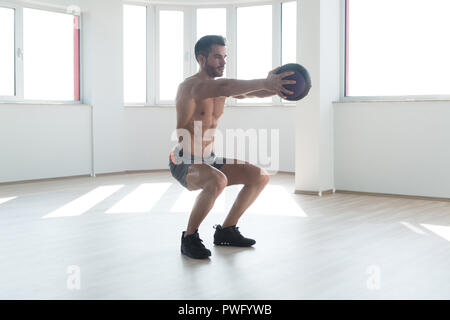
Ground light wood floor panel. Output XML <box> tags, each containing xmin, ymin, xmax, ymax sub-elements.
<box><xmin>1</xmin><ymin>172</ymin><xmax>450</xmax><ymax>299</ymax></box>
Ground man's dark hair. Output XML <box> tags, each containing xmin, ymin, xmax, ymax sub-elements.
<box><xmin>194</xmin><ymin>35</ymin><xmax>226</xmax><ymax>62</ymax></box>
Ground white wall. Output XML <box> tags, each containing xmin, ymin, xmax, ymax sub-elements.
<box><xmin>124</xmin><ymin>106</ymin><xmax>296</xmax><ymax>172</ymax></box>
<box><xmin>295</xmin><ymin>0</ymin><xmax>340</xmax><ymax>193</ymax></box>
<box><xmin>124</xmin><ymin>107</ymin><xmax>176</xmax><ymax>171</ymax></box>
<box><xmin>295</xmin><ymin>0</ymin><xmax>321</xmax><ymax>191</ymax></box>
<box><xmin>319</xmin><ymin>0</ymin><xmax>340</xmax><ymax>190</ymax></box>
<box><xmin>334</xmin><ymin>101</ymin><xmax>450</xmax><ymax>198</ymax></box>
<box><xmin>80</xmin><ymin>0</ymin><xmax>126</xmax><ymax>174</ymax></box>
<box><xmin>0</xmin><ymin>104</ymin><xmax>92</xmax><ymax>183</ymax></box>
<box><xmin>219</xmin><ymin>106</ymin><xmax>296</xmax><ymax>173</ymax></box>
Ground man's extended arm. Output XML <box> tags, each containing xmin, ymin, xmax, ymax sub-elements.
<box><xmin>191</xmin><ymin>67</ymin><xmax>295</xmax><ymax>100</ymax></box>
<box><xmin>233</xmin><ymin>90</ymin><xmax>276</xmax><ymax>99</ymax></box>
<box><xmin>192</xmin><ymin>78</ymin><xmax>268</xmax><ymax>99</ymax></box>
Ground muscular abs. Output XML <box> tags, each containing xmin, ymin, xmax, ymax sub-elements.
<box><xmin>177</xmin><ymin>95</ymin><xmax>225</xmax><ymax>157</ymax></box>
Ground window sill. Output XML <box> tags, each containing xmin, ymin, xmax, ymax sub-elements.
<box><xmin>124</xmin><ymin>103</ymin><xmax>297</xmax><ymax>109</ymax></box>
<box><xmin>0</xmin><ymin>100</ymin><xmax>85</xmax><ymax>106</ymax></box>
<box><xmin>335</xmin><ymin>96</ymin><xmax>450</xmax><ymax>103</ymax></box>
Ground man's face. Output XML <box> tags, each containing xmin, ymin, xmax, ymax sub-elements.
<box><xmin>201</xmin><ymin>44</ymin><xmax>227</xmax><ymax>78</ymax></box>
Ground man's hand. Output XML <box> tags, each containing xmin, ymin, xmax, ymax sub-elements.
<box><xmin>265</xmin><ymin>67</ymin><xmax>296</xmax><ymax>99</ymax></box>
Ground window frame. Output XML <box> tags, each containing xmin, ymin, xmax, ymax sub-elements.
<box><xmin>342</xmin><ymin>0</ymin><xmax>450</xmax><ymax>102</ymax></box>
<box><xmin>155</xmin><ymin>5</ymin><xmax>189</xmax><ymax>105</ymax></box>
<box><xmin>234</xmin><ymin>1</ymin><xmax>279</xmax><ymax>106</ymax></box>
<box><xmin>0</xmin><ymin>2</ymin><xmax>20</xmax><ymax>102</ymax></box>
<box><xmin>122</xmin><ymin>3</ymin><xmax>150</xmax><ymax>105</ymax></box>
<box><xmin>123</xmin><ymin>0</ymin><xmax>297</xmax><ymax>107</ymax></box>
<box><xmin>0</xmin><ymin>1</ymin><xmax>82</xmax><ymax>104</ymax></box>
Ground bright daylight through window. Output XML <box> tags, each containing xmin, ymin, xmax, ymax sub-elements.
<box><xmin>23</xmin><ymin>8</ymin><xmax>79</xmax><ymax>101</ymax></box>
<box><xmin>0</xmin><ymin>7</ymin><xmax>15</xmax><ymax>97</ymax></box>
<box><xmin>346</xmin><ymin>0</ymin><xmax>450</xmax><ymax>97</ymax></box>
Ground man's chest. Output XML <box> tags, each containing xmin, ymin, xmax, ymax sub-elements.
<box><xmin>196</xmin><ymin>96</ymin><xmax>225</xmax><ymax>118</ymax></box>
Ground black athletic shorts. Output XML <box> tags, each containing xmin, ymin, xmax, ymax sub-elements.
<box><xmin>168</xmin><ymin>145</ymin><xmax>226</xmax><ymax>188</ymax></box>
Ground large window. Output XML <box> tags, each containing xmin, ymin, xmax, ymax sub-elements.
<box><xmin>237</xmin><ymin>5</ymin><xmax>272</xmax><ymax>103</ymax></box>
<box><xmin>159</xmin><ymin>10</ymin><xmax>184</xmax><ymax>102</ymax></box>
<box><xmin>196</xmin><ymin>8</ymin><xmax>226</xmax><ymax>40</ymax></box>
<box><xmin>196</xmin><ymin>8</ymin><xmax>227</xmax><ymax>76</ymax></box>
<box><xmin>346</xmin><ymin>0</ymin><xmax>450</xmax><ymax>97</ymax></box>
<box><xmin>121</xmin><ymin>1</ymin><xmax>296</xmax><ymax>106</ymax></box>
<box><xmin>0</xmin><ymin>5</ymin><xmax>80</xmax><ymax>102</ymax></box>
<box><xmin>282</xmin><ymin>1</ymin><xmax>296</xmax><ymax>66</ymax></box>
<box><xmin>0</xmin><ymin>7</ymin><xmax>15</xmax><ymax>97</ymax></box>
<box><xmin>23</xmin><ymin>8</ymin><xmax>79</xmax><ymax>101</ymax></box>
<box><xmin>123</xmin><ymin>4</ymin><xmax>147</xmax><ymax>104</ymax></box>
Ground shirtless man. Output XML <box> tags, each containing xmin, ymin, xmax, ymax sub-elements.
<box><xmin>169</xmin><ymin>35</ymin><xmax>296</xmax><ymax>259</ymax></box>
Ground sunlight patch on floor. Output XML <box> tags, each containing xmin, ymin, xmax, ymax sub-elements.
<box><xmin>42</xmin><ymin>185</ymin><xmax>124</xmax><ymax>218</ymax></box>
<box><xmin>247</xmin><ymin>185</ymin><xmax>307</xmax><ymax>217</ymax></box>
<box><xmin>170</xmin><ymin>189</ymin><xmax>226</xmax><ymax>213</ymax></box>
<box><xmin>106</xmin><ymin>183</ymin><xmax>172</xmax><ymax>214</ymax></box>
<box><xmin>421</xmin><ymin>224</ymin><xmax>450</xmax><ymax>242</ymax></box>
<box><xmin>400</xmin><ymin>221</ymin><xmax>427</xmax><ymax>235</ymax></box>
<box><xmin>0</xmin><ymin>196</ymin><xmax>17</xmax><ymax>205</ymax></box>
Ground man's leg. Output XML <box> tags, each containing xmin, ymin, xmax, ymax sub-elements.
<box><xmin>218</xmin><ymin>160</ymin><xmax>270</xmax><ymax>228</ymax></box>
<box><xmin>184</xmin><ymin>164</ymin><xmax>228</xmax><ymax>236</ymax></box>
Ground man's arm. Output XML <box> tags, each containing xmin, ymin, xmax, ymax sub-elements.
<box><xmin>192</xmin><ymin>78</ymin><xmax>268</xmax><ymax>100</ymax></box>
<box><xmin>191</xmin><ymin>67</ymin><xmax>295</xmax><ymax>100</ymax></box>
<box><xmin>175</xmin><ymin>83</ymin><xmax>196</xmax><ymax>129</ymax></box>
<box><xmin>233</xmin><ymin>89</ymin><xmax>276</xmax><ymax>99</ymax></box>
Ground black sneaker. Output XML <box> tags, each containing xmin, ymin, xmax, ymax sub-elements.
<box><xmin>181</xmin><ymin>231</ymin><xmax>211</xmax><ymax>259</ymax></box>
<box><xmin>213</xmin><ymin>225</ymin><xmax>256</xmax><ymax>247</ymax></box>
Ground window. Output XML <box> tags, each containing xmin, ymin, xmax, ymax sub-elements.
<box><xmin>0</xmin><ymin>7</ymin><xmax>15</xmax><ymax>97</ymax></box>
<box><xmin>196</xmin><ymin>8</ymin><xmax>226</xmax><ymax>40</ymax></box>
<box><xmin>121</xmin><ymin>2</ymin><xmax>296</xmax><ymax>106</ymax></box>
<box><xmin>281</xmin><ymin>1</ymin><xmax>297</xmax><ymax>104</ymax></box>
<box><xmin>123</xmin><ymin>4</ymin><xmax>147</xmax><ymax>104</ymax></box>
<box><xmin>23</xmin><ymin>8</ymin><xmax>79</xmax><ymax>101</ymax></box>
<box><xmin>346</xmin><ymin>0</ymin><xmax>450</xmax><ymax>97</ymax></box>
<box><xmin>196</xmin><ymin>8</ymin><xmax>227</xmax><ymax>76</ymax></box>
<box><xmin>159</xmin><ymin>10</ymin><xmax>184</xmax><ymax>102</ymax></box>
<box><xmin>0</xmin><ymin>4</ymin><xmax>80</xmax><ymax>102</ymax></box>
<box><xmin>237</xmin><ymin>5</ymin><xmax>272</xmax><ymax>103</ymax></box>
<box><xmin>282</xmin><ymin>1</ymin><xmax>296</xmax><ymax>66</ymax></box>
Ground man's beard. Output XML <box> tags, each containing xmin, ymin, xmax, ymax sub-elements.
<box><xmin>205</xmin><ymin>64</ymin><xmax>224</xmax><ymax>78</ymax></box>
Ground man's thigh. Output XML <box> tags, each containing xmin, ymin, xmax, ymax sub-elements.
<box><xmin>217</xmin><ymin>159</ymin><xmax>267</xmax><ymax>186</ymax></box>
<box><xmin>186</xmin><ymin>163</ymin><xmax>227</xmax><ymax>191</ymax></box>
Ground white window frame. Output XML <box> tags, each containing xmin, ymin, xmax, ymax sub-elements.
<box><xmin>233</xmin><ymin>1</ymin><xmax>279</xmax><ymax>107</ymax></box>
<box><xmin>0</xmin><ymin>0</ymin><xmax>82</xmax><ymax>104</ymax></box>
<box><xmin>155</xmin><ymin>5</ymin><xmax>189</xmax><ymax>105</ymax></box>
<box><xmin>341</xmin><ymin>0</ymin><xmax>450</xmax><ymax>102</ymax></box>
<box><xmin>123</xmin><ymin>0</ymin><xmax>297</xmax><ymax>107</ymax></box>
<box><xmin>122</xmin><ymin>2</ymin><xmax>150</xmax><ymax>106</ymax></box>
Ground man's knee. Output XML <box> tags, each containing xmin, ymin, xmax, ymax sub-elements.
<box><xmin>257</xmin><ymin>169</ymin><xmax>270</xmax><ymax>187</ymax></box>
<box><xmin>246</xmin><ymin>166</ymin><xmax>269</xmax><ymax>187</ymax></box>
<box><xmin>232</xmin><ymin>165</ymin><xmax>270</xmax><ymax>188</ymax></box>
<box><xmin>204</xmin><ymin>172</ymin><xmax>228</xmax><ymax>196</ymax></box>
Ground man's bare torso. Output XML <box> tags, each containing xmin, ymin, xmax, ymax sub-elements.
<box><xmin>175</xmin><ymin>75</ymin><xmax>225</xmax><ymax>157</ymax></box>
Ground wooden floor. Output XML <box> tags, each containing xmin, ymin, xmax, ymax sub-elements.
<box><xmin>1</xmin><ymin>171</ymin><xmax>450</xmax><ymax>299</ymax></box>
